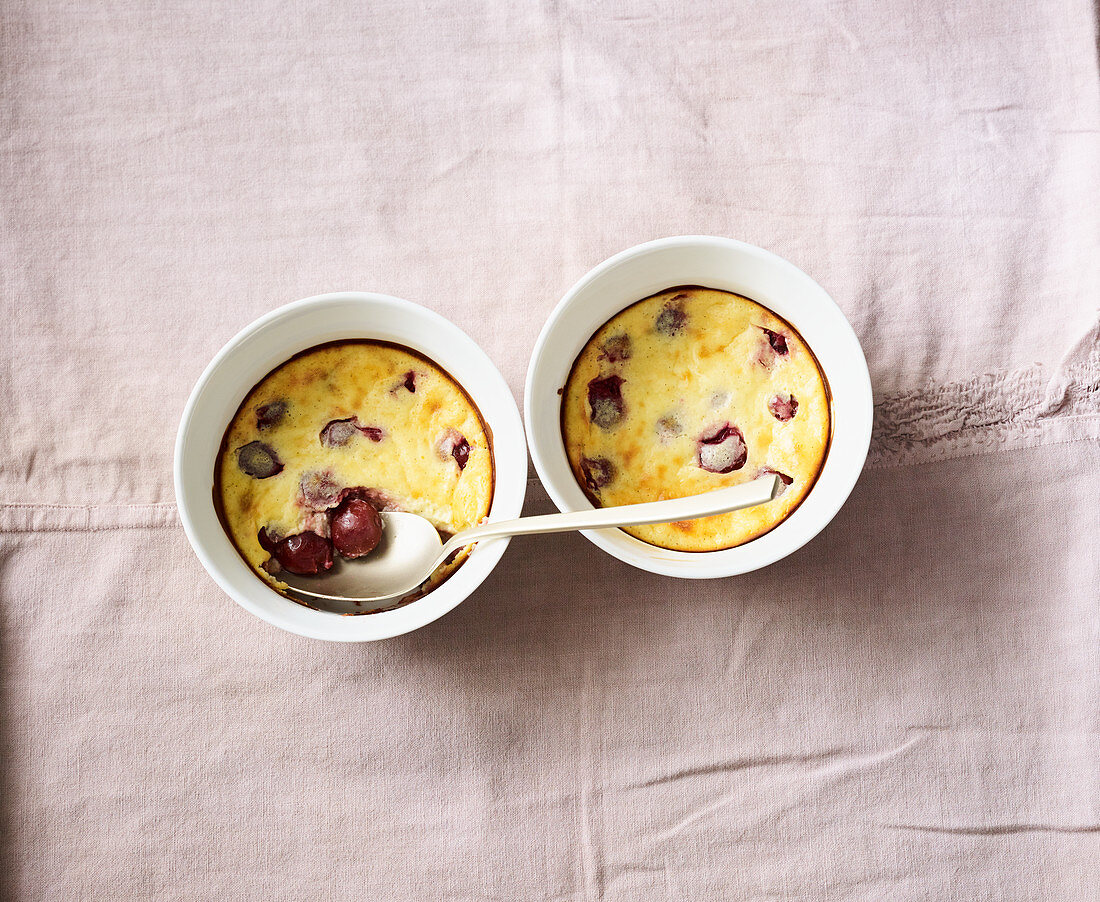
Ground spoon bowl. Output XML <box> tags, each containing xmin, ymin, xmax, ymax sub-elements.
<box><xmin>280</xmin><ymin>513</ymin><xmax>446</xmax><ymax>613</ymax></box>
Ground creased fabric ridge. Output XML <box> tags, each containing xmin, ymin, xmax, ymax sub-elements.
<box><xmin>868</xmin><ymin>315</ymin><xmax>1100</xmax><ymax>468</ymax></box>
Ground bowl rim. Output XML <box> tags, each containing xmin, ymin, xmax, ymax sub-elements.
<box><xmin>523</xmin><ymin>235</ymin><xmax>873</xmax><ymax>578</ymax></box>
<box><xmin>174</xmin><ymin>291</ymin><xmax>527</xmax><ymax>641</ymax></box>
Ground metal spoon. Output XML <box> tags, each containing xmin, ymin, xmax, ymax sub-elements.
<box><xmin>280</xmin><ymin>474</ymin><xmax>780</xmax><ymax>612</ymax></box>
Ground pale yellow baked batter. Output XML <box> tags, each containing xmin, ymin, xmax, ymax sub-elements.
<box><xmin>562</xmin><ymin>287</ymin><xmax>830</xmax><ymax>551</ymax></box>
<box><xmin>217</xmin><ymin>341</ymin><xmax>493</xmax><ymax>597</ymax></box>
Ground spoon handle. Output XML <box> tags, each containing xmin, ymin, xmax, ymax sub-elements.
<box><xmin>443</xmin><ymin>474</ymin><xmax>779</xmax><ymax>552</ymax></box>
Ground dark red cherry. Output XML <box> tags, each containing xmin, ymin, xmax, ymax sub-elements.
<box><xmin>768</xmin><ymin>392</ymin><xmax>798</xmax><ymax>421</ymax></box>
<box><xmin>273</xmin><ymin>531</ymin><xmax>333</xmax><ymax>575</ymax></box>
<box><xmin>255</xmin><ymin>400</ymin><xmax>288</xmax><ymax>429</ymax></box>
<box><xmin>452</xmin><ymin>437</ymin><xmax>470</xmax><ymax>469</ymax></box>
<box><xmin>436</xmin><ymin>428</ymin><xmax>471</xmax><ymax>471</ymax></box>
<box><xmin>760</xmin><ymin>327</ymin><xmax>788</xmax><ymax>355</ymax></box>
<box><xmin>236</xmin><ymin>441</ymin><xmax>283</xmax><ymax>478</ymax></box>
<box><xmin>330</xmin><ymin>497</ymin><xmax>384</xmax><ymax>558</ymax></box>
<box><xmin>655</xmin><ymin>301</ymin><xmax>687</xmax><ymax>337</ymax></box>
<box><xmin>400</xmin><ymin>371</ymin><xmax>416</xmax><ymax>392</ymax></box>
<box><xmin>587</xmin><ymin>375</ymin><xmax>625</xmax><ymax>430</ymax></box>
<box><xmin>320</xmin><ymin>417</ymin><xmax>358</xmax><ymax>447</ymax></box>
<box><xmin>299</xmin><ymin>470</ymin><xmax>342</xmax><ymax>509</ymax></box>
<box><xmin>580</xmin><ymin>457</ymin><xmax>615</xmax><ymax>492</ymax></box>
<box><xmin>697</xmin><ymin>423</ymin><xmax>747</xmax><ymax>473</ymax></box>
<box><xmin>320</xmin><ymin>417</ymin><xmax>385</xmax><ymax>447</ymax></box>
<box><xmin>257</xmin><ymin>527</ymin><xmax>279</xmax><ymax>552</ymax></box>
<box><xmin>599</xmin><ymin>333</ymin><xmax>632</xmax><ymax>363</ymax></box>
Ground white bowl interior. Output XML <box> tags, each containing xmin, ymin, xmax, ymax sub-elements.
<box><xmin>175</xmin><ymin>292</ymin><xmax>527</xmax><ymax>641</ymax></box>
<box><xmin>525</xmin><ymin>236</ymin><xmax>872</xmax><ymax>578</ymax></box>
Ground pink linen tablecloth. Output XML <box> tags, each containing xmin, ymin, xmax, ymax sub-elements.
<box><xmin>2</xmin><ymin>1</ymin><xmax>1098</xmax><ymax>898</ymax></box>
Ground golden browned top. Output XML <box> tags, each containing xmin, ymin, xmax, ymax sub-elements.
<box><xmin>217</xmin><ymin>341</ymin><xmax>493</xmax><ymax>593</ymax></box>
<box><xmin>562</xmin><ymin>287</ymin><xmax>830</xmax><ymax>551</ymax></box>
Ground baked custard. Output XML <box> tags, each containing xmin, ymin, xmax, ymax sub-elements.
<box><xmin>216</xmin><ymin>341</ymin><xmax>493</xmax><ymax>602</ymax></box>
<box><xmin>562</xmin><ymin>287</ymin><xmax>830</xmax><ymax>551</ymax></box>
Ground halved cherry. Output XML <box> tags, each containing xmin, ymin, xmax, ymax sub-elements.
<box><xmin>436</xmin><ymin>428</ymin><xmax>471</xmax><ymax>471</ymax></box>
<box><xmin>255</xmin><ymin>400</ymin><xmax>288</xmax><ymax>429</ymax></box>
<box><xmin>760</xmin><ymin>326</ymin><xmax>788</xmax><ymax>355</ymax></box>
<box><xmin>452</xmin><ymin>438</ymin><xmax>471</xmax><ymax>470</ymax></box>
<box><xmin>580</xmin><ymin>457</ymin><xmax>615</xmax><ymax>492</ymax></box>
<box><xmin>768</xmin><ymin>392</ymin><xmax>798</xmax><ymax>421</ymax></box>
<box><xmin>599</xmin><ymin>333</ymin><xmax>632</xmax><ymax>362</ymax></box>
<box><xmin>656</xmin><ymin>414</ymin><xmax>683</xmax><ymax>441</ymax></box>
<box><xmin>236</xmin><ymin>441</ymin><xmax>283</xmax><ymax>478</ymax></box>
<box><xmin>587</xmin><ymin>375</ymin><xmax>625</xmax><ymax>430</ymax></box>
<box><xmin>655</xmin><ymin>301</ymin><xmax>687</xmax><ymax>337</ymax></box>
<box><xmin>320</xmin><ymin>417</ymin><xmax>386</xmax><ymax>447</ymax></box>
<box><xmin>298</xmin><ymin>470</ymin><xmax>342</xmax><ymax>509</ymax></box>
<box><xmin>320</xmin><ymin>418</ymin><xmax>358</xmax><ymax>447</ymax></box>
<box><xmin>697</xmin><ymin>423</ymin><xmax>747</xmax><ymax>473</ymax></box>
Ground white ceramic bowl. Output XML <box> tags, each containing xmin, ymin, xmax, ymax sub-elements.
<box><xmin>524</xmin><ymin>236</ymin><xmax>872</xmax><ymax>578</ymax></box>
<box><xmin>175</xmin><ymin>292</ymin><xmax>527</xmax><ymax>641</ymax></box>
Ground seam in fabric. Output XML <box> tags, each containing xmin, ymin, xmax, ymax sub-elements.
<box><xmin>866</xmin><ymin>423</ymin><xmax>1100</xmax><ymax>471</ymax></box>
<box><xmin>867</xmin><ymin>316</ymin><xmax>1099</xmax><ymax>468</ymax></box>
